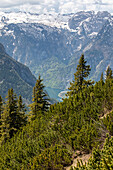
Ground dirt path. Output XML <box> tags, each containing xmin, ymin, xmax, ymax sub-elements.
<box><xmin>65</xmin><ymin>153</ymin><xmax>91</xmax><ymax>170</ymax></box>
<box><xmin>100</xmin><ymin>109</ymin><xmax>113</xmax><ymax>119</ymax></box>
<box><xmin>65</xmin><ymin>109</ymin><xmax>113</xmax><ymax>169</ymax></box>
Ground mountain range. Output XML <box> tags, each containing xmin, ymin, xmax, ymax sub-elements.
<box><xmin>0</xmin><ymin>11</ymin><xmax>113</xmax><ymax>98</ymax></box>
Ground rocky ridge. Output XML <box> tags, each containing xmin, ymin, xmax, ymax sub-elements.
<box><xmin>0</xmin><ymin>11</ymin><xmax>112</xmax><ymax>95</ymax></box>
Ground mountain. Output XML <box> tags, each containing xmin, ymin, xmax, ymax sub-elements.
<box><xmin>0</xmin><ymin>11</ymin><xmax>112</xmax><ymax>95</ymax></box>
<box><xmin>0</xmin><ymin>43</ymin><xmax>36</xmax><ymax>103</ymax></box>
<box><xmin>84</xmin><ymin>18</ymin><xmax>113</xmax><ymax>80</ymax></box>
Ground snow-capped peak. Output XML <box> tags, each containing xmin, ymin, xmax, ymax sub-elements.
<box><xmin>0</xmin><ymin>11</ymin><xmax>74</xmax><ymax>30</ymax></box>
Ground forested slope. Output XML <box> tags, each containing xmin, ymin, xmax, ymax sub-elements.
<box><xmin>0</xmin><ymin>55</ymin><xmax>113</xmax><ymax>169</ymax></box>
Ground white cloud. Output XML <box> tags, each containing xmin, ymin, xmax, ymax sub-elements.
<box><xmin>0</xmin><ymin>0</ymin><xmax>113</xmax><ymax>14</ymax></box>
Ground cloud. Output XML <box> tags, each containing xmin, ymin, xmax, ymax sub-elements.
<box><xmin>0</xmin><ymin>0</ymin><xmax>113</xmax><ymax>14</ymax></box>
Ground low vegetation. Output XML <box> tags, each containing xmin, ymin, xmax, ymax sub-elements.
<box><xmin>0</xmin><ymin>54</ymin><xmax>113</xmax><ymax>169</ymax></box>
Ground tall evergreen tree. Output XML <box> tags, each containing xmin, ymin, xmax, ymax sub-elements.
<box><xmin>106</xmin><ymin>66</ymin><xmax>113</xmax><ymax>80</ymax></box>
<box><xmin>0</xmin><ymin>96</ymin><xmax>3</xmax><ymax>120</ymax></box>
<box><xmin>67</xmin><ymin>54</ymin><xmax>94</xmax><ymax>96</ymax></box>
<box><xmin>0</xmin><ymin>89</ymin><xmax>17</xmax><ymax>143</ymax></box>
<box><xmin>100</xmin><ymin>72</ymin><xmax>104</xmax><ymax>82</ymax></box>
<box><xmin>103</xmin><ymin>67</ymin><xmax>113</xmax><ymax>110</ymax></box>
<box><xmin>99</xmin><ymin>72</ymin><xmax>104</xmax><ymax>86</ymax></box>
<box><xmin>17</xmin><ymin>95</ymin><xmax>27</xmax><ymax>128</ymax></box>
<box><xmin>0</xmin><ymin>89</ymin><xmax>27</xmax><ymax>144</ymax></box>
<box><xmin>0</xmin><ymin>96</ymin><xmax>3</xmax><ymax>138</ymax></box>
<box><xmin>29</xmin><ymin>75</ymin><xmax>50</xmax><ymax>120</ymax></box>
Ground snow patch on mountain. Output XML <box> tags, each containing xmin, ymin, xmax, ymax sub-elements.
<box><xmin>0</xmin><ymin>10</ymin><xmax>111</xmax><ymax>34</ymax></box>
<box><xmin>0</xmin><ymin>11</ymin><xmax>73</xmax><ymax>30</ymax></box>
<box><xmin>96</xmin><ymin>59</ymin><xmax>104</xmax><ymax>70</ymax></box>
<box><xmin>83</xmin><ymin>43</ymin><xmax>93</xmax><ymax>52</ymax></box>
<box><xmin>0</xmin><ymin>10</ymin><xmax>113</xmax><ymax>91</ymax></box>
<box><xmin>89</xmin><ymin>32</ymin><xmax>98</xmax><ymax>38</ymax></box>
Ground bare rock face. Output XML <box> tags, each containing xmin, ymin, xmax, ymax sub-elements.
<box><xmin>84</xmin><ymin>19</ymin><xmax>113</xmax><ymax>80</ymax></box>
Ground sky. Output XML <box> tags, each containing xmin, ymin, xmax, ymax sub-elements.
<box><xmin>0</xmin><ymin>0</ymin><xmax>113</xmax><ymax>14</ymax></box>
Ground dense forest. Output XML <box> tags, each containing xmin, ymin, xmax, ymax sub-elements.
<box><xmin>0</xmin><ymin>54</ymin><xmax>113</xmax><ymax>169</ymax></box>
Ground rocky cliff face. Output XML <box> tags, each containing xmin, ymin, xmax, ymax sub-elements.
<box><xmin>84</xmin><ymin>18</ymin><xmax>113</xmax><ymax>80</ymax></box>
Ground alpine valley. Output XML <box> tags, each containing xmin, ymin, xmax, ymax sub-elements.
<box><xmin>0</xmin><ymin>10</ymin><xmax>113</xmax><ymax>99</ymax></box>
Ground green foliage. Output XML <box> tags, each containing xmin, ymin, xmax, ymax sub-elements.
<box><xmin>0</xmin><ymin>96</ymin><xmax>3</xmax><ymax>116</ymax></box>
<box><xmin>67</xmin><ymin>54</ymin><xmax>94</xmax><ymax>96</ymax></box>
<box><xmin>106</xmin><ymin>66</ymin><xmax>113</xmax><ymax>81</ymax></box>
<box><xmin>29</xmin><ymin>75</ymin><xmax>50</xmax><ymax>120</ymax></box>
<box><xmin>102</xmin><ymin>111</ymin><xmax>113</xmax><ymax>135</ymax></box>
<box><xmin>30</xmin><ymin>144</ymin><xmax>72</xmax><ymax>170</ymax></box>
<box><xmin>17</xmin><ymin>95</ymin><xmax>27</xmax><ymax>127</ymax></box>
<box><xmin>0</xmin><ymin>89</ymin><xmax>27</xmax><ymax>144</ymax></box>
<box><xmin>0</xmin><ymin>56</ymin><xmax>113</xmax><ymax>169</ymax></box>
<box><xmin>0</xmin><ymin>95</ymin><xmax>3</xmax><ymax>124</ymax></box>
<box><xmin>72</xmin><ymin>135</ymin><xmax>113</xmax><ymax>169</ymax></box>
<box><xmin>0</xmin><ymin>116</ymin><xmax>72</xmax><ymax>169</ymax></box>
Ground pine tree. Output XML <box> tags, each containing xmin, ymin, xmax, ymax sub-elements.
<box><xmin>0</xmin><ymin>96</ymin><xmax>3</xmax><ymax>138</ymax></box>
<box><xmin>106</xmin><ymin>66</ymin><xmax>113</xmax><ymax>80</ymax></box>
<box><xmin>67</xmin><ymin>54</ymin><xmax>94</xmax><ymax>96</ymax></box>
<box><xmin>100</xmin><ymin>72</ymin><xmax>104</xmax><ymax>82</ymax></box>
<box><xmin>98</xmin><ymin>72</ymin><xmax>105</xmax><ymax>89</ymax></box>
<box><xmin>17</xmin><ymin>95</ymin><xmax>27</xmax><ymax>128</ymax></box>
<box><xmin>0</xmin><ymin>89</ymin><xmax>17</xmax><ymax>143</ymax></box>
<box><xmin>0</xmin><ymin>89</ymin><xmax>27</xmax><ymax>144</ymax></box>
<box><xmin>29</xmin><ymin>75</ymin><xmax>50</xmax><ymax>120</ymax></box>
<box><xmin>0</xmin><ymin>96</ymin><xmax>3</xmax><ymax>120</ymax></box>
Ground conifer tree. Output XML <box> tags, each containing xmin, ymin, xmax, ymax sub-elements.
<box><xmin>17</xmin><ymin>95</ymin><xmax>27</xmax><ymax>128</ymax></box>
<box><xmin>0</xmin><ymin>96</ymin><xmax>3</xmax><ymax>120</ymax></box>
<box><xmin>100</xmin><ymin>72</ymin><xmax>104</xmax><ymax>82</ymax></box>
<box><xmin>67</xmin><ymin>54</ymin><xmax>94</xmax><ymax>96</ymax></box>
<box><xmin>99</xmin><ymin>72</ymin><xmax>104</xmax><ymax>87</ymax></box>
<box><xmin>0</xmin><ymin>96</ymin><xmax>3</xmax><ymax>138</ymax></box>
<box><xmin>0</xmin><ymin>89</ymin><xmax>27</xmax><ymax>144</ymax></box>
<box><xmin>0</xmin><ymin>88</ymin><xmax>17</xmax><ymax>143</ymax></box>
<box><xmin>29</xmin><ymin>75</ymin><xmax>50</xmax><ymax>120</ymax></box>
<box><xmin>105</xmin><ymin>66</ymin><xmax>113</xmax><ymax>80</ymax></box>
<box><xmin>103</xmin><ymin>67</ymin><xmax>113</xmax><ymax>110</ymax></box>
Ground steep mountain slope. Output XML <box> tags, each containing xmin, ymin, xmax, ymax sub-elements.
<box><xmin>0</xmin><ymin>22</ymin><xmax>77</xmax><ymax>89</ymax></box>
<box><xmin>68</xmin><ymin>11</ymin><xmax>111</xmax><ymax>37</ymax></box>
<box><xmin>0</xmin><ymin>43</ymin><xmax>36</xmax><ymax>103</ymax></box>
<box><xmin>0</xmin><ymin>11</ymin><xmax>112</xmax><ymax>92</ymax></box>
<box><xmin>84</xmin><ymin>18</ymin><xmax>113</xmax><ymax>81</ymax></box>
